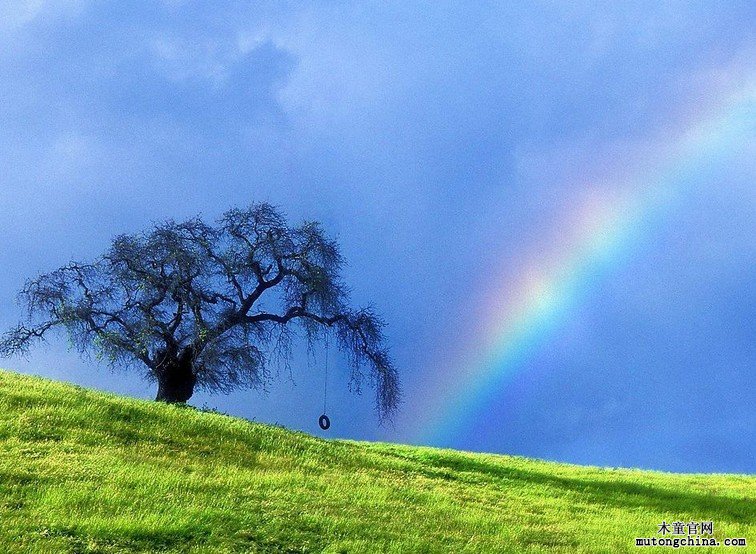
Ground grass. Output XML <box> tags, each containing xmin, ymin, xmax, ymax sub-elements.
<box><xmin>0</xmin><ymin>370</ymin><xmax>752</xmax><ymax>553</ymax></box>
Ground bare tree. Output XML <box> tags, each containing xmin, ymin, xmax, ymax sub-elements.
<box><xmin>0</xmin><ymin>204</ymin><xmax>399</xmax><ymax>421</ymax></box>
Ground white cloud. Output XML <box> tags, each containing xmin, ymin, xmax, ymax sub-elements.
<box><xmin>149</xmin><ymin>34</ymin><xmax>232</xmax><ymax>84</ymax></box>
<box><xmin>0</xmin><ymin>0</ymin><xmax>85</xmax><ymax>33</ymax></box>
<box><xmin>0</xmin><ymin>0</ymin><xmax>48</xmax><ymax>30</ymax></box>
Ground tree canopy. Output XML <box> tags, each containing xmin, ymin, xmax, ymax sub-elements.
<box><xmin>0</xmin><ymin>204</ymin><xmax>399</xmax><ymax>421</ymax></box>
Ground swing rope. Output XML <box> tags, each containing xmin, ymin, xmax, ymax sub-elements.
<box><xmin>323</xmin><ymin>335</ymin><xmax>329</xmax><ymax>414</ymax></box>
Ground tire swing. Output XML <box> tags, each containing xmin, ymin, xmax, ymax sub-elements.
<box><xmin>318</xmin><ymin>337</ymin><xmax>331</xmax><ymax>431</ymax></box>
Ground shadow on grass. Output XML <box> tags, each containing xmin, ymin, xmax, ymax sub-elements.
<box><xmin>43</xmin><ymin>524</ymin><xmax>214</xmax><ymax>552</ymax></box>
<box><xmin>390</xmin><ymin>451</ymin><xmax>754</xmax><ymax>524</ymax></box>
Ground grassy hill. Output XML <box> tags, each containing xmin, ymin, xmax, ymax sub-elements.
<box><xmin>0</xmin><ymin>370</ymin><xmax>752</xmax><ymax>553</ymax></box>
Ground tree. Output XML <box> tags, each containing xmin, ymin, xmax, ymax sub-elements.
<box><xmin>0</xmin><ymin>204</ymin><xmax>399</xmax><ymax>420</ymax></box>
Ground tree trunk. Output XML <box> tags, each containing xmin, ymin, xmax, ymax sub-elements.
<box><xmin>155</xmin><ymin>347</ymin><xmax>197</xmax><ymax>403</ymax></box>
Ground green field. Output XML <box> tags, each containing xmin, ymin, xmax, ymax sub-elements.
<box><xmin>0</xmin><ymin>370</ymin><xmax>752</xmax><ymax>553</ymax></box>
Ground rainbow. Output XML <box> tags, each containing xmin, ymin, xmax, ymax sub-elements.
<box><xmin>413</xmin><ymin>80</ymin><xmax>755</xmax><ymax>446</ymax></box>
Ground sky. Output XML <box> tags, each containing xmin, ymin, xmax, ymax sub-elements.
<box><xmin>0</xmin><ymin>1</ymin><xmax>753</xmax><ymax>473</ymax></box>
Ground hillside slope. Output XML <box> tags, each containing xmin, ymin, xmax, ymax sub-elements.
<box><xmin>0</xmin><ymin>370</ymin><xmax>752</xmax><ymax>553</ymax></box>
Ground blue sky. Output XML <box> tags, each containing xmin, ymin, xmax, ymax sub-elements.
<box><xmin>0</xmin><ymin>1</ymin><xmax>753</xmax><ymax>473</ymax></box>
